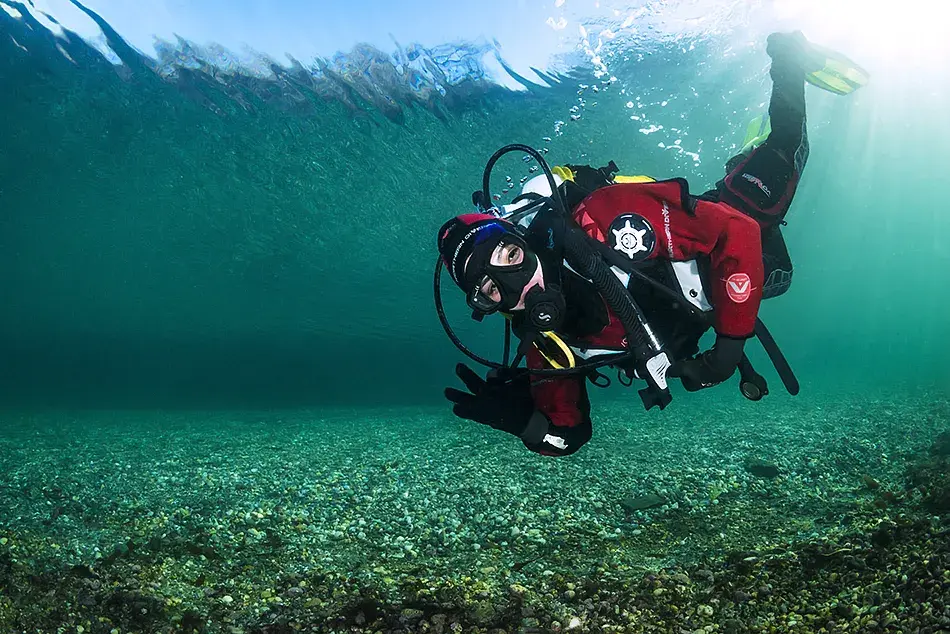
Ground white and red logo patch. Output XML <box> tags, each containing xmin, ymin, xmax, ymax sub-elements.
<box><xmin>725</xmin><ymin>273</ymin><xmax>752</xmax><ymax>303</ymax></box>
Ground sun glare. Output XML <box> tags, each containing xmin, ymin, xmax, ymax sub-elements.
<box><xmin>773</xmin><ymin>0</ymin><xmax>950</xmax><ymax>73</ymax></box>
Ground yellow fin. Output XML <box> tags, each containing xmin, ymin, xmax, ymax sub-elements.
<box><xmin>806</xmin><ymin>45</ymin><xmax>870</xmax><ymax>96</ymax></box>
<box><xmin>552</xmin><ymin>165</ymin><xmax>575</xmax><ymax>182</ymax></box>
<box><xmin>614</xmin><ymin>175</ymin><xmax>656</xmax><ymax>184</ymax></box>
<box><xmin>739</xmin><ymin>114</ymin><xmax>772</xmax><ymax>155</ymax></box>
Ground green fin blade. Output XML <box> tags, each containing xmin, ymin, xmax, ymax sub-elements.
<box><xmin>739</xmin><ymin>114</ymin><xmax>772</xmax><ymax>155</ymax></box>
<box><xmin>805</xmin><ymin>45</ymin><xmax>870</xmax><ymax>95</ymax></box>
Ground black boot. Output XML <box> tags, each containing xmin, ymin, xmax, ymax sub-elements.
<box><xmin>766</xmin><ymin>31</ymin><xmax>824</xmax><ymax>73</ymax></box>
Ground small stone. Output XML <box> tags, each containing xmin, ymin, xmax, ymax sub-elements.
<box><xmin>621</xmin><ymin>493</ymin><xmax>665</xmax><ymax>512</ymax></box>
<box><xmin>745</xmin><ymin>458</ymin><xmax>780</xmax><ymax>478</ymax></box>
<box><xmin>509</xmin><ymin>584</ymin><xmax>528</xmax><ymax>597</ymax></box>
<box><xmin>431</xmin><ymin>614</ymin><xmax>448</xmax><ymax>634</ymax></box>
<box><xmin>722</xmin><ymin>619</ymin><xmax>741</xmax><ymax>634</ymax></box>
<box><xmin>400</xmin><ymin>608</ymin><xmax>424</xmax><ymax>622</ymax></box>
<box><xmin>566</xmin><ymin>616</ymin><xmax>582</xmax><ymax>630</ymax></box>
<box><xmin>472</xmin><ymin>601</ymin><xmax>495</xmax><ymax>625</ymax></box>
<box><xmin>221</xmin><ymin>595</ymin><xmax>233</xmax><ymax>604</ymax></box>
<box><xmin>695</xmin><ymin>569</ymin><xmax>714</xmax><ymax>583</ymax></box>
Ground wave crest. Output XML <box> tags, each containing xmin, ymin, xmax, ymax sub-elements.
<box><xmin>2</xmin><ymin>0</ymin><xmax>559</xmax><ymax>121</ymax></box>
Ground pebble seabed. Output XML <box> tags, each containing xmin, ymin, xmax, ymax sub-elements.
<box><xmin>0</xmin><ymin>390</ymin><xmax>948</xmax><ymax>634</ymax></box>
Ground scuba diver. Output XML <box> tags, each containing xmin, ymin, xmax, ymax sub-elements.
<box><xmin>434</xmin><ymin>31</ymin><xmax>869</xmax><ymax>456</ymax></box>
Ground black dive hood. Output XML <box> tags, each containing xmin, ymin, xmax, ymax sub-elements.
<box><xmin>434</xmin><ymin>143</ymin><xmax>674</xmax><ymax>411</ymax></box>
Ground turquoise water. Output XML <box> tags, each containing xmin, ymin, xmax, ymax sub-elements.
<box><xmin>1</xmin><ymin>5</ymin><xmax>947</xmax><ymax>408</ymax></box>
<box><xmin>1</xmin><ymin>1</ymin><xmax>949</xmax><ymax>632</ymax></box>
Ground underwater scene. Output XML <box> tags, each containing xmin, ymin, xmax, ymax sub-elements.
<box><xmin>1</xmin><ymin>0</ymin><xmax>949</xmax><ymax>632</ymax></box>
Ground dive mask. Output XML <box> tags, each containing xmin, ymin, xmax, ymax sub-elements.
<box><xmin>464</xmin><ymin>233</ymin><xmax>540</xmax><ymax>314</ymax></box>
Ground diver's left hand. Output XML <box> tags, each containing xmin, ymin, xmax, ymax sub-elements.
<box><xmin>444</xmin><ymin>364</ymin><xmax>535</xmax><ymax>435</ymax></box>
<box><xmin>668</xmin><ymin>335</ymin><xmax>746</xmax><ymax>392</ymax></box>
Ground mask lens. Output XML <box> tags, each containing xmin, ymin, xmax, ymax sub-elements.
<box><xmin>492</xmin><ymin>240</ymin><xmax>524</xmax><ymax>268</ymax></box>
<box><xmin>468</xmin><ymin>275</ymin><xmax>500</xmax><ymax>312</ymax></box>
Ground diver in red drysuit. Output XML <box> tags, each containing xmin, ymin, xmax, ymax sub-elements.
<box><xmin>437</xmin><ymin>32</ymin><xmax>864</xmax><ymax>456</ymax></box>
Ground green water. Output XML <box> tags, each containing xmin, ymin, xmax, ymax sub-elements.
<box><xmin>2</xmin><ymin>13</ymin><xmax>944</xmax><ymax>409</ymax></box>
<box><xmin>1</xmin><ymin>3</ymin><xmax>949</xmax><ymax>633</ymax></box>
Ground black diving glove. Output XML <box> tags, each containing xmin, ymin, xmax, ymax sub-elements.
<box><xmin>444</xmin><ymin>364</ymin><xmax>535</xmax><ymax>436</ymax></box>
<box><xmin>669</xmin><ymin>335</ymin><xmax>746</xmax><ymax>392</ymax></box>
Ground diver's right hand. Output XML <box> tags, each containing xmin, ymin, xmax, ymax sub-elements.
<box><xmin>444</xmin><ymin>364</ymin><xmax>535</xmax><ymax>436</ymax></box>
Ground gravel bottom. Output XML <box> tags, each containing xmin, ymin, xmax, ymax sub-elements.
<box><xmin>0</xmin><ymin>389</ymin><xmax>948</xmax><ymax>633</ymax></box>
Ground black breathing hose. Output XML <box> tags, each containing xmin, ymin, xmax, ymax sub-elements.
<box><xmin>560</xmin><ymin>226</ymin><xmax>658</xmax><ymax>358</ymax></box>
<box><xmin>558</xmin><ymin>223</ymin><xmax>672</xmax><ymax>409</ymax></box>
<box><xmin>482</xmin><ymin>144</ymin><xmax>568</xmax><ymax>217</ymax></box>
